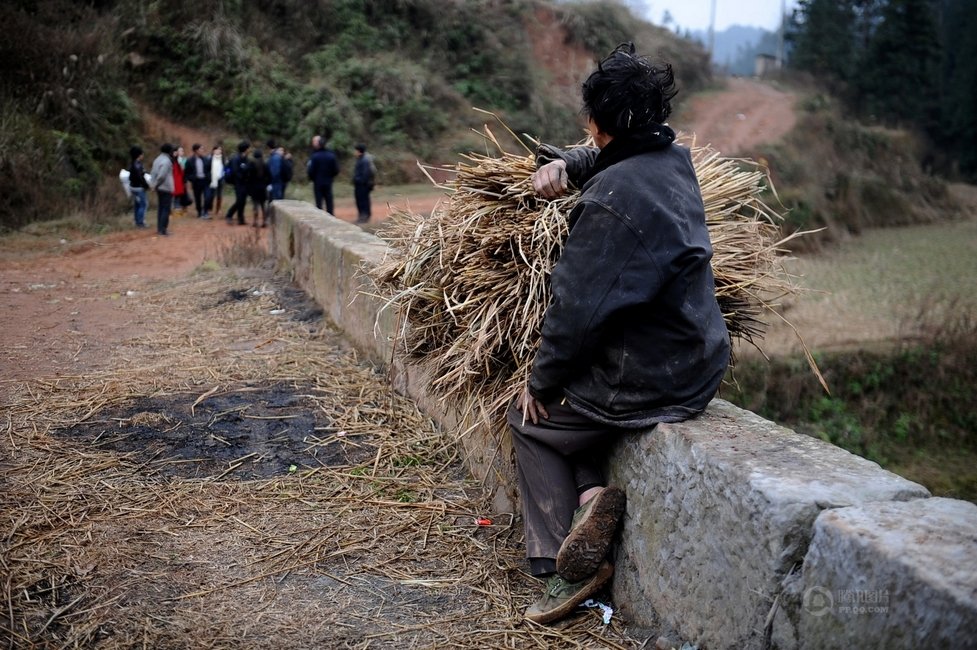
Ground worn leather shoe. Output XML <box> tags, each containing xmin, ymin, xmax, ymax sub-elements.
<box><xmin>556</xmin><ymin>486</ymin><xmax>626</xmax><ymax>582</ymax></box>
<box><xmin>525</xmin><ymin>560</ymin><xmax>614</xmax><ymax>625</ymax></box>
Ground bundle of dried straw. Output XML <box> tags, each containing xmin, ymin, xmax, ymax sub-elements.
<box><xmin>370</xmin><ymin>122</ymin><xmax>821</xmax><ymax>433</ymax></box>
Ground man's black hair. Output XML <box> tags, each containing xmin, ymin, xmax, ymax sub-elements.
<box><xmin>238</xmin><ymin>140</ymin><xmax>250</xmax><ymax>153</ymax></box>
<box><xmin>130</xmin><ymin>145</ymin><xmax>142</xmax><ymax>160</ymax></box>
<box><xmin>581</xmin><ymin>42</ymin><xmax>678</xmax><ymax>138</ymax></box>
<box><xmin>354</xmin><ymin>143</ymin><xmax>366</xmax><ymax>153</ymax></box>
<box><xmin>160</xmin><ymin>143</ymin><xmax>174</xmax><ymax>154</ymax></box>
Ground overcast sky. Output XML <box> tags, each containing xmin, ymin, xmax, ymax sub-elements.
<box><xmin>639</xmin><ymin>0</ymin><xmax>794</xmax><ymax>32</ymax></box>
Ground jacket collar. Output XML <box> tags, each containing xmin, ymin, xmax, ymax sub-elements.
<box><xmin>583</xmin><ymin>123</ymin><xmax>676</xmax><ymax>184</ymax></box>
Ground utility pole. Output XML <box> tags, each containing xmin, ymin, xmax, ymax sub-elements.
<box><xmin>776</xmin><ymin>0</ymin><xmax>786</xmax><ymax>69</ymax></box>
<box><xmin>708</xmin><ymin>0</ymin><xmax>717</xmax><ymax>58</ymax></box>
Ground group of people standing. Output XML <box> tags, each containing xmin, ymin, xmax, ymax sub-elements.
<box><xmin>129</xmin><ymin>140</ymin><xmax>294</xmax><ymax>235</ymax></box>
<box><xmin>222</xmin><ymin>140</ymin><xmax>294</xmax><ymax>228</ymax></box>
<box><xmin>127</xmin><ymin>134</ymin><xmax>376</xmax><ymax>235</ymax></box>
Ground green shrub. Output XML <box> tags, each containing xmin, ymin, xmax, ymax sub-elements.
<box><xmin>724</xmin><ymin>301</ymin><xmax>977</xmax><ymax>500</ymax></box>
<box><xmin>227</xmin><ymin>69</ymin><xmax>323</xmax><ymax>143</ymax></box>
<box><xmin>0</xmin><ymin>2</ymin><xmax>139</xmax><ymax>227</ymax></box>
<box><xmin>558</xmin><ymin>1</ymin><xmax>639</xmax><ymax>56</ymax></box>
<box><xmin>0</xmin><ymin>108</ymin><xmax>60</xmax><ymax>230</ymax></box>
<box><xmin>140</xmin><ymin>24</ymin><xmax>247</xmax><ymax>118</ymax></box>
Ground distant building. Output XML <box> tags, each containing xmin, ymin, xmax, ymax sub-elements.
<box><xmin>754</xmin><ymin>53</ymin><xmax>779</xmax><ymax>77</ymax></box>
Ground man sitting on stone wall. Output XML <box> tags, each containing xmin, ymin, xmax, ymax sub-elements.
<box><xmin>510</xmin><ymin>42</ymin><xmax>731</xmax><ymax>624</ymax></box>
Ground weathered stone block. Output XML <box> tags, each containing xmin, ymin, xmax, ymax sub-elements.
<box><xmin>773</xmin><ymin>497</ymin><xmax>977</xmax><ymax>650</ymax></box>
<box><xmin>605</xmin><ymin>399</ymin><xmax>930</xmax><ymax>649</ymax></box>
<box><xmin>270</xmin><ymin>202</ymin><xmax>391</xmax><ymax>364</ymax></box>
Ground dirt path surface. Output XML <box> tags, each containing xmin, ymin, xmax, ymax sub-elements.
<box><xmin>0</xmin><ymin>195</ymin><xmax>440</xmax><ymax>383</ymax></box>
<box><xmin>674</xmin><ymin>77</ymin><xmax>798</xmax><ymax>155</ymax></box>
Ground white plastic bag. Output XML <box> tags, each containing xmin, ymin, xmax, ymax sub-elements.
<box><xmin>119</xmin><ymin>169</ymin><xmax>131</xmax><ymax>199</ymax></box>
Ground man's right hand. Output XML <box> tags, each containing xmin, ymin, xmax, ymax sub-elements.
<box><xmin>515</xmin><ymin>385</ymin><xmax>549</xmax><ymax>425</ymax></box>
<box><xmin>532</xmin><ymin>160</ymin><xmax>569</xmax><ymax>199</ymax></box>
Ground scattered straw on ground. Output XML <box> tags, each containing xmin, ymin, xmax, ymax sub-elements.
<box><xmin>1</xmin><ymin>261</ymin><xmax>646</xmax><ymax>648</ymax></box>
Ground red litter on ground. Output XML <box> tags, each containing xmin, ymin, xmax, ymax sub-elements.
<box><xmin>475</xmin><ymin>517</ymin><xmax>492</xmax><ymax>526</ymax></box>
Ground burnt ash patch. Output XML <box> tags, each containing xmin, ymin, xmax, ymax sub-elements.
<box><xmin>218</xmin><ymin>288</ymin><xmax>251</xmax><ymax>304</ymax></box>
<box><xmin>277</xmin><ymin>284</ymin><xmax>324</xmax><ymax>322</ymax></box>
<box><xmin>210</xmin><ymin>284</ymin><xmax>323</xmax><ymax>323</ymax></box>
<box><xmin>57</xmin><ymin>383</ymin><xmax>374</xmax><ymax>480</ymax></box>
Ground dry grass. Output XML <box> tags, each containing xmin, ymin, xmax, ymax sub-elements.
<box><xmin>1</xmin><ymin>267</ymin><xmax>645</xmax><ymax>647</ymax></box>
<box><xmin>369</xmin><ymin>123</ymin><xmax>821</xmax><ymax>440</ymax></box>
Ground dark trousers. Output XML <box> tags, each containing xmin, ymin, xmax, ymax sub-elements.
<box><xmin>248</xmin><ymin>186</ymin><xmax>267</xmax><ymax>225</ymax></box>
<box><xmin>132</xmin><ymin>188</ymin><xmax>147</xmax><ymax>226</ymax></box>
<box><xmin>225</xmin><ymin>184</ymin><xmax>248</xmax><ymax>224</ymax></box>
<box><xmin>270</xmin><ymin>180</ymin><xmax>284</xmax><ymax>201</ymax></box>
<box><xmin>205</xmin><ymin>180</ymin><xmax>224</xmax><ymax>214</ymax></box>
<box><xmin>506</xmin><ymin>398</ymin><xmax>614</xmax><ymax>575</ymax></box>
<box><xmin>156</xmin><ymin>190</ymin><xmax>172</xmax><ymax>234</ymax></box>
<box><xmin>354</xmin><ymin>183</ymin><xmax>371</xmax><ymax>222</ymax></box>
<box><xmin>191</xmin><ymin>179</ymin><xmax>208</xmax><ymax>216</ymax></box>
<box><xmin>313</xmin><ymin>182</ymin><xmax>334</xmax><ymax>215</ymax></box>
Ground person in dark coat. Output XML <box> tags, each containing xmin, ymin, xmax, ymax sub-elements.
<box><xmin>183</xmin><ymin>143</ymin><xmax>211</xmax><ymax>219</ymax></box>
<box><xmin>307</xmin><ymin>134</ymin><xmax>339</xmax><ymax>215</ymax></box>
<box><xmin>510</xmin><ymin>42</ymin><xmax>731</xmax><ymax>625</ymax></box>
<box><xmin>224</xmin><ymin>140</ymin><xmax>251</xmax><ymax>226</ymax></box>
<box><xmin>247</xmin><ymin>148</ymin><xmax>271</xmax><ymax>227</ymax></box>
<box><xmin>352</xmin><ymin>143</ymin><xmax>377</xmax><ymax>223</ymax></box>
<box><xmin>128</xmin><ymin>146</ymin><xmax>149</xmax><ymax>228</ymax></box>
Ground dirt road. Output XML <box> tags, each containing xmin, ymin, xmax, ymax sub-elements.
<box><xmin>673</xmin><ymin>76</ymin><xmax>798</xmax><ymax>155</ymax></box>
<box><xmin>0</xmin><ymin>194</ymin><xmax>441</xmax><ymax>382</ymax></box>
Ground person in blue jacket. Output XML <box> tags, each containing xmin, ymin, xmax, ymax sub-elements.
<box><xmin>510</xmin><ymin>42</ymin><xmax>731</xmax><ymax>625</ymax></box>
<box><xmin>307</xmin><ymin>134</ymin><xmax>339</xmax><ymax>215</ymax></box>
<box><xmin>266</xmin><ymin>140</ymin><xmax>292</xmax><ymax>201</ymax></box>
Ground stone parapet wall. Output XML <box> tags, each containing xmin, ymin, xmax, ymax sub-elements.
<box><xmin>269</xmin><ymin>202</ymin><xmax>977</xmax><ymax>649</ymax></box>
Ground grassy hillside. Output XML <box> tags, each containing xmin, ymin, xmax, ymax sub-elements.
<box><xmin>753</xmin><ymin>89</ymin><xmax>959</xmax><ymax>251</ymax></box>
<box><xmin>0</xmin><ymin>0</ymin><xmax>710</xmax><ymax>231</ymax></box>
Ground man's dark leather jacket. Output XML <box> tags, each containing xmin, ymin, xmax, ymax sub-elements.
<box><xmin>529</xmin><ymin>143</ymin><xmax>730</xmax><ymax>427</ymax></box>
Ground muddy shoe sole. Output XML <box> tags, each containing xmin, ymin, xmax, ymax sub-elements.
<box><xmin>556</xmin><ymin>487</ymin><xmax>626</xmax><ymax>582</ymax></box>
